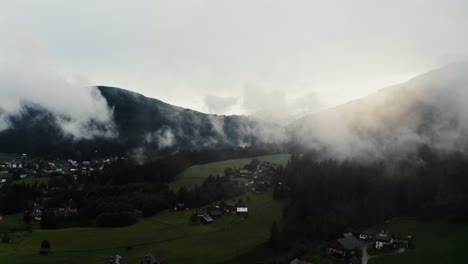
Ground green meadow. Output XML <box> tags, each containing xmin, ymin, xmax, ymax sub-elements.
<box><xmin>369</xmin><ymin>219</ymin><xmax>468</xmax><ymax>264</ymax></box>
<box><xmin>169</xmin><ymin>153</ymin><xmax>290</xmax><ymax>191</ymax></box>
<box><xmin>0</xmin><ymin>153</ymin><xmax>290</xmax><ymax>264</ymax></box>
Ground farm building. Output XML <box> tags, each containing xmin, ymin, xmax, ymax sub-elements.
<box><xmin>375</xmin><ymin>231</ymin><xmax>394</xmax><ymax>249</ymax></box>
<box><xmin>326</xmin><ymin>234</ymin><xmax>361</xmax><ymax>257</ymax></box>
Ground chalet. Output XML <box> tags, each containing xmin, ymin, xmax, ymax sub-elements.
<box><xmin>39</xmin><ymin>247</ymin><xmax>50</xmax><ymax>255</ymax></box>
<box><xmin>326</xmin><ymin>235</ymin><xmax>361</xmax><ymax>257</ymax></box>
<box><xmin>375</xmin><ymin>231</ymin><xmax>394</xmax><ymax>249</ymax></box>
<box><xmin>175</xmin><ymin>202</ymin><xmax>185</xmax><ymax>211</ymax></box>
<box><xmin>236</xmin><ymin>207</ymin><xmax>248</xmax><ymax>215</ymax></box>
<box><xmin>140</xmin><ymin>253</ymin><xmax>163</xmax><ymax>264</ymax></box>
<box><xmin>239</xmin><ymin>169</ymin><xmax>253</xmax><ymax>177</ymax></box>
<box><xmin>31</xmin><ymin>204</ymin><xmax>44</xmax><ymax>222</ymax></box>
<box><xmin>10</xmin><ymin>162</ymin><xmax>22</xmax><ymax>169</ymax></box>
<box><xmin>224</xmin><ymin>201</ymin><xmax>237</xmax><ymax>213</ymax></box>
<box><xmin>208</xmin><ymin>208</ymin><xmax>223</xmax><ymax>218</ymax></box>
<box><xmin>290</xmin><ymin>258</ymin><xmax>312</xmax><ymax>264</ymax></box>
<box><xmin>358</xmin><ymin>229</ymin><xmax>376</xmax><ymax>241</ymax></box>
<box><xmin>199</xmin><ymin>214</ymin><xmax>214</xmax><ymax>224</ymax></box>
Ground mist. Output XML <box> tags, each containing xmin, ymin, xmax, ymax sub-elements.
<box><xmin>290</xmin><ymin>61</ymin><xmax>468</xmax><ymax>161</ymax></box>
<box><xmin>0</xmin><ymin>64</ymin><xmax>116</xmax><ymax>139</ymax></box>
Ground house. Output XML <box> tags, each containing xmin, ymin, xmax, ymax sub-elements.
<box><xmin>199</xmin><ymin>214</ymin><xmax>214</xmax><ymax>224</ymax></box>
<box><xmin>327</xmin><ymin>235</ymin><xmax>361</xmax><ymax>257</ymax></box>
<box><xmin>375</xmin><ymin>231</ymin><xmax>394</xmax><ymax>249</ymax></box>
<box><xmin>236</xmin><ymin>207</ymin><xmax>248</xmax><ymax>215</ymax></box>
<box><xmin>10</xmin><ymin>162</ymin><xmax>22</xmax><ymax>169</ymax></box>
<box><xmin>174</xmin><ymin>202</ymin><xmax>185</xmax><ymax>211</ymax></box>
<box><xmin>39</xmin><ymin>247</ymin><xmax>50</xmax><ymax>255</ymax></box>
<box><xmin>104</xmin><ymin>254</ymin><xmax>126</xmax><ymax>264</ymax></box>
<box><xmin>239</xmin><ymin>169</ymin><xmax>253</xmax><ymax>177</ymax></box>
<box><xmin>208</xmin><ymin>208</ymin><xmax>223</xmax><ymax>218</ymax></box>
<box><xmin>224</xmin><ymin>201</ymin><xmax>237</xmax><ymax>213</ymax></box>
<box><xmin>358</xmin><ymin>229</ymin><xmax>377</xmax><ymax>241</ymax></box>
<box><xmin>290</xmin><ymin>258</ymin><xmax>312</xmax><ymax>264</ymax></box>
<box><xmin>140</xmin><ymin>253</ymin><xmax>163</xmax><ymax>264</ymax></box>
<box><xmin>31</xmin><ymin>204</ymin><xmax>44</xmax><ymax>222</ymax></box>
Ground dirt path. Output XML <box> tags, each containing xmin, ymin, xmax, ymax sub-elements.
<box><xmin>361</xmin><ymin>243</ymin><xmax>370</xmax><ymax>264</ymax></box>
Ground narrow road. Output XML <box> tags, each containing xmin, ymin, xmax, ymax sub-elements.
<box><xmin>361</xmin><ymin>243</ymin><xmax>370</xmax><ymax>264</ymax></box>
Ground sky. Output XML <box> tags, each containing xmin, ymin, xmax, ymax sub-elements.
<box><xmin>1</xmin><ymin>0</ymin><xmax>468</xmax><ymax>118</ymax></box>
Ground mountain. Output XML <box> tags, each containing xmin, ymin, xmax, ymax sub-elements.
<box><xmin>290</xmin><ymin>61</ymin><xmax>468</xmax><ymax>160</ymax></box>
<box><xmin>0</xmin><ymin>86</ymin><xmax>281</xmax><ymax>159</ymax></box>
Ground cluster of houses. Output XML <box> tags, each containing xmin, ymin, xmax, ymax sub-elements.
<box><xmin>326</xmin><ymin>229</ymin><xmax>412</xmax><ymax>261</ymax></box>
<box><xmin>28</xmin><ymin>201</ymin><xmax>79</xmax><ymax>222</ymax></box>
<box><xmin>0</xmin><ymin>153</ymin><xmax>124</xmax><ymax>186</ymax></box>
<box><xmin>238</xmin><ymin>161</ymin><xmax>278</xmax><ymax>193</ymax></box>
<box><xmin>197</xmin><ymin>201</ymin><xmax>249</xmax><ymax>224</ymax></box>
<box><xmin>104</xmin><ymin>253</ymin><xmax>164</xmax><ymax>264</ymax></box>
<box><xmin>175</xmin><ymin>200</ymin><xmax>249</xmax><ymax>224</ymax></box>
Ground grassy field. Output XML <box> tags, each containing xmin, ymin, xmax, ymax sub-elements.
<box><xmin>15</xmin><ymin>177</ymin><xmax>51</xmax><ymax>185</ymax></box>
<box><xmin>0</xmin><ymin>192</ymin><xmax>283</xmax><ymax>264</ymax></box>
<box><xmin>0</xmin><ymin>214</ymin><xmax>27</xmax><ymax>233</ymax></box>
<box><xmin>369</xmin><ymin>219</ymin><xmax>468</xmax><ymax>264</ymax></box>
<box><xmin>169</xmin><ymin>153</ymin><xmax>291</xmax><ymax>191</ymax></box>
<box><xmin>0</xmin><ymin>152</ymin><xmax>16</xmax><ymax>162</ymax></box>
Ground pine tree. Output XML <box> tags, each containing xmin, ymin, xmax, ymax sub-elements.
<box><xmin>269</xmin><ymin>221</ymin><xmax>279</xmax><ymax>251</ymax></box>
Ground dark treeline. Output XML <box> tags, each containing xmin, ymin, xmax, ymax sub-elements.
<box><xmin>274</xmin><ymin>145</ymin><xmax>468</xmax><ymax>251</ymax></box>
<box><xmin>0</xmin><ymin>147</ymin><xmax>276</xmax><ymax>228</ymax></box>
<box><xmin>100</xmin><ymin>146</ymin><xmax>284</xmax><ymax>184</ymax></box>
<box><xmin>176</xmin><ymin>175</ymin><xmax>244</xmax><ymax>208</ymax></box>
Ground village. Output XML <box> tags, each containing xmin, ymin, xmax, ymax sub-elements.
<box><xmin>0</xmin><ymin>154</ymin><xmax>416</xmax><ymax>264</ymax></box>
<box><xmin>0</xmin><ymin>154</ymin><xmax>126</xmax><ymax>225</ymax></box>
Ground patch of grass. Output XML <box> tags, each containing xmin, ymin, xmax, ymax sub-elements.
<box><xmin>369</xmin><ymin>219</ymin><xmax>468</xmax><ymax>264</ymax></box>
<box><xmin>0</xmin><ymin>192</ymin><xmax>283</xmax><ymax>264</ymax></box>
<box><xmin>169</xmin><ymin>154</ymin><xmax>290</xmax><ymax>191</ymax></box>
<box><xmin>15</xmin><ymin>177</ymin><xmax>50</xmax><ymax>185</ymax></box>
<box><xmin>0</xmin><ymin>214</ymin><xmax>27</xmax><ymax>233</ymax></box>
<box><xmin>0</xmin><ymin>153</ymin><xmax>16</xmax><ymax>163</ymax></box>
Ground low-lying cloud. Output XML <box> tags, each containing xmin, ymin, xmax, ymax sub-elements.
<box><xmin>291</xmin><ymin>61</ymin><xmax>468</xmax><ymax>161</ymax></box>
<box><xmin>204</xmin><ymin>94</ymin><xmax>238</xmax><ymax>114</ymax></box>
<box><xmin>0</xmin><ymin>64</ymin><xmax>116</xmax><ymax>139</ymax></box>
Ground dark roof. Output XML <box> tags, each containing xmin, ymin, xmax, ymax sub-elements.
<box><xmin>209</xmin><ymin>209</ymin><xmax>223</xmax><ymax>216</ymax></box>
<box><xmin>225</xmin><ymin>201</ymin><xmax>236</xmax><ymax>207</ymax></box>
<box><xmin>200</xmin><ymin>214</ymin><xmax>214</xmax><ymax>223</ymax></box>
<box><xmin>337</xmin><ymin>236</ymin><xmax>361</xmax><ymax>250</ymax></box>
<box><xmin>375</xmin><ymin>232</ymin><xmax>392</xmax><ymax>242</ymax></box>
<box><xmin>362</xmin><ymin>229</ymin><xmax>377</xmax><ymax>236</ymax></box>
<box><xmin>290</xmin><ymin>258</ymin><xmax>313</xmax><ymax>264</ymax></box>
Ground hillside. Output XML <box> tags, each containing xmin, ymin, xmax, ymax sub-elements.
<box><xmin>290</xmin><ymin>61</ymin><xmax>468</xmax><ymax>160</ymax></box>
<box><xmin>0</xmin><ymin>86</ymin><xmax>282</xmax><ymax>159</ymax></box>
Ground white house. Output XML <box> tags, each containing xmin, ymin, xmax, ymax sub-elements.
<box><xmin>375</xmin><ymin>231</ymin><xmax>394</xmax><ymax>249</ymax></box>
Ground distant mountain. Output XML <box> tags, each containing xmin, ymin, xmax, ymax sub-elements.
<box><xmin>0</xmin><ymin>86</ymin><xmax>282</xmax><ymax>159</ymax></box>
<box><xmin>290</xmin><ymin>61</ymin><xmax>468</xmax><ymax>160</ymax></box>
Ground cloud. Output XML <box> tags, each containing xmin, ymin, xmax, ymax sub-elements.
<box><xmin>204</xmin><ymin>94</ymin><xmax>238</xmax><ymax>114</ymax></box>
<box><xmin>291</xmin><ymin>61</ymin><xmax>468</xmax><ymax>161</ymax></box>
<box><xmin>0</xmin><ymin>64</ymin><xmax>117</xmax><ymax>139</ymax></box>
<box><xmin>242</xmin><ymin>84</ymin><xmax>320</xmax><ymax>123</ymax></box>
<box><xmin>0</xmin><ymin>21</ymin><xmax>117</xmax><ymax>140</ymax></box>
<box><xmin>144</xmin><ymin>126</ymin><xmax>176</xmax><ymax>150</ymax></box>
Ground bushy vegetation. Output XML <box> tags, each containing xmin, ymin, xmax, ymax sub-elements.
<box><xmin>274</xmin><ymin>146</ymin><xmax>468</xmax><ymax>252</ymax></box>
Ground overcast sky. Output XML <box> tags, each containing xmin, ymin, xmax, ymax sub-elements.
<box><xmin>1</xmin><ymin>0</ymin><xmax>468</xmax><ymax>117</ymax></box>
